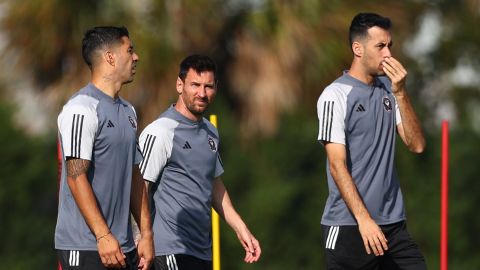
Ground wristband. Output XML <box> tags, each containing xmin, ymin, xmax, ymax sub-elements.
<box><xmin>96</xmin><ymin>231</ymin><xmax>111</xmax><ymax>243</ymax></box>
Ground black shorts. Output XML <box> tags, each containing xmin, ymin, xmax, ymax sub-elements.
<box><xmin>152</xmin><ymin>254</ymin><xmax>212</xmax><ymax>270</ymax></box>
<box><xmin>322</xmin><ymin>221</ymin><xmax>427</xmax><ymax>270</ymax></box>
<box><xmin>57</xmin><ymin>249</ymin><xmax>138</xmax><ymax>270</ymax></box>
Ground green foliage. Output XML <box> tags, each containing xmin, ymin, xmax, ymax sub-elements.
<box><xmin>448</xmin><ymin>126</ymin><xmax>480</xmax><ymax>269</ymax></box>
<box><xmin>1</xmin><ymin>0</ymin><xmax>480</xmax><ymax>269</ymax></box>
<box><xmin>0</xmin><ymin>103</ymin><xmax>57</xmax><ymax>269</ymax></box>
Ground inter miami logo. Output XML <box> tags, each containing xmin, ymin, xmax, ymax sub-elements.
<box><xmin>383</xmin><ymin>97</ymin><xmax>392</xmax><ymax>112</ymax></box>
<box><xmin>208</xmin><ymin>137</ymin><xmax>217</xmax><ymax>152</ymax></box>
<box><xmin>128</xmin><ymin>116</ymin><xmax>137</xmax><ymax>129</ymax></box>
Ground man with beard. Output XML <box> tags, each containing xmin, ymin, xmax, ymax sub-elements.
<box><xmin>138</xmin><ymin>54</ymin><xmax>261</xmax><ymax>270</ymax></box>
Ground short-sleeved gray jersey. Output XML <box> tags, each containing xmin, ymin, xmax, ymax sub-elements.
<box><xmin>55</xmin><ymin>83</ymin><xmax>142</xmax><ymax>251</ymax></box>
<box><xmin>317</xmin><ymin>72</ymin><xmax>406</xmax><ymax>226</ymax></box>
<box><xmin>139</xmin><ymin>105</ymin><xmax>224</xmax><ymax>260</ymax></box>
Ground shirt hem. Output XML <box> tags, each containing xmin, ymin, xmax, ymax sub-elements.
<box><xmin>55</xmin><ymin>244</ymin><xmax>136</xmax><ymax>253</ymax></box>
<box><xmin>321</xmin><ymin>216</ymin><xmax>406</xmax><ymax>226</ymax></box>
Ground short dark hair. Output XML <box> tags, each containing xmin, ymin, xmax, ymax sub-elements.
<box><xmin>178</xmin><ymin>54</ymin><xmax>217</xmax><ymax>82</ymax></box>
<box><xmin>82</xmin><ymin>26</ymin><xmax>129</xmax><ymax>70</ymax></box>
<box><xmin>349</xmin><ymin>13</ymin><xmax>391</xmax><ymax>46</ymax></box>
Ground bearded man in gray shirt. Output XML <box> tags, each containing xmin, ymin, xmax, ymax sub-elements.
<box><xmin>139</xmin><ymin>54</ymin><xmax>261</xmax><ymax>270</ymax></box>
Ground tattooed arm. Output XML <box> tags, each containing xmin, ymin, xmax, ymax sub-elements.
<box><xmin>66</xmin><ymin>158</ymin><xmax>127</xmax><ymax>268</ymax></box>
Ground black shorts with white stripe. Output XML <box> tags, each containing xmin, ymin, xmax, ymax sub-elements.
<box><xmin>57</xmin><ymin>249</ymin><xmax>138</xmax><ymax>270</ymax></box>
<box><xmin>322</xmin><ymin>221</ymin><xmax>427</xmax><ymax>270</ymax></box>
<box><xmin>153</xmin><ymin>254</ymin><xmax>212</xmax><ymax>270</ymax></box>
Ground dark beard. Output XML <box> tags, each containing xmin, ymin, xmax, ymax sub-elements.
<box><xmin>187</xmin><ymin>104</ymin><xmax>208</xmax><ymax>116</ymax></box>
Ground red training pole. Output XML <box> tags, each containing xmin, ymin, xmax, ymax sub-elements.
<box><xmin>440</xmin><ymin>121</ymin><xmax>449</xmax><ymax>270</ymax></box>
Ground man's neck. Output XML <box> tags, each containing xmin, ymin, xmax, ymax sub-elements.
<box><xmin>348</xmin><ymin>62</ymin><xmax>375</xmax><ymax>86</ymax></box>
<box><xmin>91</xmin><ymin>73</ymin><xmax>121</xmax><ymax>99</ymax></box>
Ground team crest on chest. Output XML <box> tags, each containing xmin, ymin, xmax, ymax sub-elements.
<box><xmin>383</xmin><ymin>97</ymin><xmax>392</xmax><ymax>112</ymax></box>
<box><xmin>208</xmin><ymin>136</ymin><xmax>217</xmax><ymax>152</ymax></box>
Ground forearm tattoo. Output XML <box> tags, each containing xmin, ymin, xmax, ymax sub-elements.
<box><xmin>66</xmin><ymin>158</ymin><xmax>90</xmax><ymax>179</ymax></box>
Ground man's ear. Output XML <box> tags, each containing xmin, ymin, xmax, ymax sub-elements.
<box><xmin>352</xmin><ymin>41</ymin><xmax>363</xmax><ymax>57</ymax></box>
<box><xmin>104</xmin><ymin>51</ymin><xmax>115</xmax><ymax>66</ymax></box>
<box><xmin>176</xmin><ymin>77</ymin><xmax>183</xmax><ymax>94</ymax></box>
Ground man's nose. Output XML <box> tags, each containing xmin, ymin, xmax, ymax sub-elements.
<box><xmin>197</xmin><ymin>86</ymin><xmax>206</xmax><ymax>97</ymax></box>
<box><xmin>383</xmin><ymin>48</ymin><xmax>392</xmax><ymax>58</ymax></box>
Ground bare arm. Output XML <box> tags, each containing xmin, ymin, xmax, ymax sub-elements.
<box><xmin>130</xmin><ymin>168</ymin><xmax>154</xmax><ymax>270</ymax></box>
<box><xmin>212</xmin><ymin>177</ymin><xmax>261</xmax><ymax>263</ymax></box>
<box><xmin>324</xmin><ymin>143</ymin><xmax>388</xmax><ymax>256</ymax></box>
<box><xmin>382</xmin><ymin>57</ymin><xmax>426</xmax><ymax>153</ymax></box>
<box><xmin>131</xmin><ymin>168</ymin><xmax>152</xmax><ymax>234</ymax></box>
<box><xmin>66</xmin><ymin>158</ymin><xmax>126</xmax><ymax>268</ymax></box>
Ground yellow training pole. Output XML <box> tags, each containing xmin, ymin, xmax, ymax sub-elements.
<box><xmin>209</xmin><ymin>114</ymin><xmax>221</xmax><ymax>270</ymax></box>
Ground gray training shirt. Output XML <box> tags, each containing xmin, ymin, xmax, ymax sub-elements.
<box><xmin>139</xmin><ymin>105</ymin><xmax>224</xmax><ymax>260</ymax></box>
<box><xmin>55</xmin><ymin>83</ymin><xmax>142</xmax><ymax>251</ymax></box>
<box><xmin>317</xmin><ymin>72</ymin><xmax>406</xmax><ymax>226</ymax></box>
